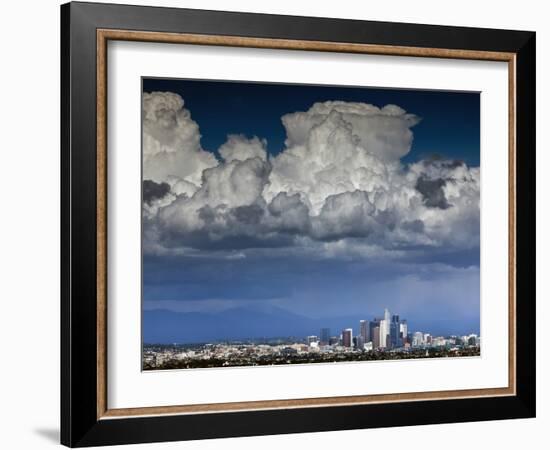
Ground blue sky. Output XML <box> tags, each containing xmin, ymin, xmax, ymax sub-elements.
<box><xmin>141</xmin><ymin>79</ymin><xmax>480</xmax><ymax>343</ymax></box>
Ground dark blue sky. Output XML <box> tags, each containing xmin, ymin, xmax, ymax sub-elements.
<box><xmin>143</xmin><ymin>78</ymin><xmax>480</xmax><ymax>166</ymax></box>
<box><xmin>142</xmin><ymin>78</ymin><xmax>480</xmax><ymax>344</ymax></box>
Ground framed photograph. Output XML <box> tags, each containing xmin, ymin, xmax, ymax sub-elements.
<box><xmin>61</xmin><ymin>1</ymin><xmax>536</xmax><ymax>447</ymax></box>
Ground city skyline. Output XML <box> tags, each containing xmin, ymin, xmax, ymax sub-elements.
<box><xmin>143</xmin><ymin>304</ymin><xmax>480</xmax><ymax>345</ymax></box>
<box><xmin>304</xmin><ymin>307</ymin><xmax>480</xmax><ymax>351</ymax></box>
<box><xmin>143</xmin><ymin>306</ymin><xmax>480</xmax><ymax>370</ymax></box>
<box><xmin>144</xmin><ymin>306</ymin><xmax>480</xmax><ymax>347</ymax></box>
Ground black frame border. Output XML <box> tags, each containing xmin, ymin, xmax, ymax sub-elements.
<box><xmin>61</xmin><ymin>1</ymin><xmax>535</xmax><ymax>447</ymax></box>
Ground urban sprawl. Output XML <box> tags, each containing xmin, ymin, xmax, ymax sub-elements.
<box><xmin>143</xmin><ymin>308</ymin><xmax>480</xmax><ymax>370</ymax></box>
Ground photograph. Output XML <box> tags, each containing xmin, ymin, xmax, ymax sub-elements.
<box><xmin>141</xmin><ymin>78</ymin><xmax>482</xmax><ymax>371</ymax></box>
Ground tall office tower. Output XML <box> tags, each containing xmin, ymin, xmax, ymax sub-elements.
<box><xmin>390</xmin><ymin>322</ymin><xmax>399</xmax><ymax>348</ymax></box>
<box><xmin>380</xmin><ymin>308</ymin><xmax>391</xmax><ymax>349</ymax></box>
<box><xmin>379</xmin><ymin>319</ymin><xmax>389</xmax><ymax>348</ymax></box>
<box><xmin>355</xmin><ymin>335</ymin><xmax>365</xmax><ymax>350</ymax></box>
<box><xmin>391</xmin><ymin>315</ymin><xmax>402</xmax><ymax>347</ymax></box>
<box><xmin>400</xmin><ymin>320</ymin><xmax>408</xmax><ymax>344</ymax></box>
<box><xmin>342</xmin><ymin>328</ymin><xmax>353</xmax><ymax>348</ymax></box>
<box><xmin>320</xmin><ymin>328</ymin><xmax>331</xmax><ymax>345</ymax></box>
<box><xmin>359</xmin><ymin>320</ymin><xmax>370</xmax><ymax>342</ymax></box>
<box><xmin>372</xmin><ymin>326</ymin><xmax>380</xmax><ymax>348</ymax></box>
<box><xmin>370</xmin><ymin>319</ymin><xmax>380</xmax><ymax>342</ymax></box>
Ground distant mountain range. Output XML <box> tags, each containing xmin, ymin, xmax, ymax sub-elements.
<box><xmin>143</xmin><ymin>305</ymin><xmax>480</xmax><ymax>344</ymax></box>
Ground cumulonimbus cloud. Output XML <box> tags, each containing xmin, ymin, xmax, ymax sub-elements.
<box><xmin>142</xmin><ymin>91</ymin><xmax>480</xmax><ymax>256</ymax></box>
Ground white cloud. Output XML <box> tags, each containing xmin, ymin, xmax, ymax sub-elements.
<box><xmin>219</xmin><ymin>134</ymin><xmax>268</xmax><ymax>162</ymax></box>
<box><xmin>281</xmin><ymin>101</ymin><xmax>420</xmax><ymax>162</ymax></box>
<box><xmin>142</xmin><ymin>92</ymin><xmax>217</xmax><ymax>186</ymax></box>
<box><xmin>142</xmin><ymin>94</ymin><xmax>479</xmax><ymax>257</ymax></box>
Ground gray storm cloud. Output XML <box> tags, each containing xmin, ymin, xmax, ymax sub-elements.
<box><xmin>142</xmin><ymin>92</ymin><xmax>479</xmax><ymax>256</ymax></box>
<box><xmin>143</xmin><ymin>180</ymin><xmax>170</xmax><ymax>205</ymax></box>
